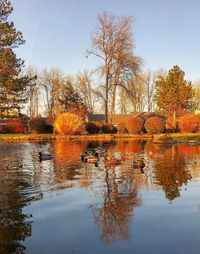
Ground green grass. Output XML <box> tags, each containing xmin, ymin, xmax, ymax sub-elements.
<box><xmin>154</xmin><ymin>133</ymin><xmax>200</xmax><ymax>143</ymax></box>
<box><xmin>169</xmin><ymin>133</ymin><xmax>200</xmax><ymax>141</ymax></box>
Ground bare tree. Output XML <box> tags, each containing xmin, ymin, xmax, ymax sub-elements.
<box><xmin>88</xmin><ymin>11</ymin><xmax>141</xmax><ymax>122</ymax></box>
<box><xmin>119</xmin><ymin>86</ymin><xmax>128</xmax><ymax>114</ymax></box>
<box><xmin>127</xmin><ymin>74</ymin><xmax>145</xmax><ymax>112</ymax></box>
<box><xmin>144</xmin><ymin>69</ymin><xmax>167</xmax><ymax>112</ymax></box>
<box><xmin>39</xmin><ymin>68</ymin><xmax>65</xmax><ymax>117</ymax></box>
<box><xmin>192</xmin><ymin>80</ymin><xmax>200</xmax><ymax>111</ymax></box>
<box><xmin>76</xmin><ymin>70</ymin><xmax>96</xmax><ymax>113</ymax></box>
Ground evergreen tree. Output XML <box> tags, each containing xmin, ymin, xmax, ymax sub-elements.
<box><xmin>155</xmin><ymin>65</ymin><xmax>194</xmax><ymax>129</ymax></box>
<box><xmin>0</xmin><ymin>0</ymin><xmax>35</xmax><ymax>114</ymax></box>
<box><xmin>60</xmin><ymin>79</ymin><xmax>88</xmax><ymax>119</ymax></box>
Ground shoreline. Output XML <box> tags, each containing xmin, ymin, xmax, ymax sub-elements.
<box><xmin>0</xmin><ymin>133</ymin><xmax>153</xmax><ymax>141</ymax></box>
<box><xmin>0</xmin><ymin>133</ymin><xmax>200</xmax><ymax>144</ymax></box>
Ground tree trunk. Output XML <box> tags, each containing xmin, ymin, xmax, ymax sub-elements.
<box><xmin>172</xmin><ymin>110</ymin><xmax>176</xmax><ymax>131</ymax></box>
<box><xmin>105</xmin><ymin>74</ymin><xmax>109</xmax><ymax>123</ymax></box>
<box><xmin>110</xmin><ymin>85</ymin><xmax>116</xmax><ymax>123</ymax></box>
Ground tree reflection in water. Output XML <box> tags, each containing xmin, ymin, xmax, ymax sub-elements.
<box><xmin>91</xmin><ymin>170</ymin><xmax>141</xmax><ymax>244</ymax></box>
<box><xmin>89</xmin><ymin>141</ymin><xmax>142</xmax><ymax>244</ymax></box>
<box><xmin>89</xmin><ymin>141</ymin><xmax>200</xmax><ymax>243</ymax></box>
<box><xmin>146</xmin><ymin>143</ymin><xmax>193</xmax><ymax>201</ymax></box>
<box><xmin>0</xmin><ymin>144</ymin><xmax>43</xmax><ymax>254</ymax></box>
<box><xmin>1</xmin><ymin>140</ymin><xmax>200</xmax><ymax>250</ymax></box>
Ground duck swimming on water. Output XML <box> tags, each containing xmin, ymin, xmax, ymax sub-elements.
<box><xmin>81</xmin><ymin>151</ymin><xmax>99</xmax><ymax>163</ymax></box>
<box><xmin>81</xmin><ymin>151</ymin><xmax>88</xmax><ymax>161</ymax></box>
<box><xmin>105</xmin><ymin>155</ymin><xmax>121</xmax><ymax>165</ymax></box>
<box><xmin>132</xmin><ymin>159</ymin><xmax>145</xmax><ymax>169</ymax></box>
<box><xmin>39</xmin><ymin>152</ymin><xmax>52</xmax><ymax>161</ymax></box>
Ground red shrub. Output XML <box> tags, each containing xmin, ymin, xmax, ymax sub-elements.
<box><xmin>127</xmin><ymin>117</ymin><xmax>144</xmax><ymax>134</ymax></box>
<box><xmin>178</xmin><ymin>114</ymin><xmax>200</xmax><ymax>133</ymax></box>
<box><xmin>4</xmin><ymin>119</ymin><xmax>26</xmax><ymax>133</ymax></box>
<box><xmin>145</xmin><ymin>117</ymin><xmax>165</xmax><ymax>134</ymax></box>
<box><xmin>117</xmin><ymin>122</ymin><xmax>127</xmax><ymax>134</ymax></box>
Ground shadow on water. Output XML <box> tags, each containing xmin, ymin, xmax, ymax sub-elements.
<box><xmin>1</xmin><ymin>140</ymin><xmax>200</xmax><ymax>252</ymax></box>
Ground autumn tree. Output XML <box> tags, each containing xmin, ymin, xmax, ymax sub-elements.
<box><xmin>155</xmin><ymin>65</ymin><xmax>194</xmax><ymax>130</ymax></box>
<box><xmin>0</xmin><ymin>0</ymin><xmax>35</xmax><ymax>113</ymax></box>
<box><xmin>88</xmin><ymin>11</ymin><xmax>141</xmax><ymax>122</ymax></box>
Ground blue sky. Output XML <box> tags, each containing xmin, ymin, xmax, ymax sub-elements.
<box><xmin>11</xmin><ymin>0</ymin><xmax>200</xmax><ymax>81</ymax></box>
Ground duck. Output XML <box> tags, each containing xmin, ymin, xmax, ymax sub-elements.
<box><xmin>133</xmin><ymin>159</ymin><xmax>145</xmax><ymax>169</ymax></box>
<box><xmin>81</xmin><ymin>151</ymin><xmax>99</xmax><ymax>163</ymax></box>
<box><xmin>105</xmin><ymin>155</ymin><xmax>121</xmax><ymax>165</ymax></box>
<box><xmin>39</xmin><ymin>152</ymin><xmax>53</xmax><ymax>161</ymax></box>
<box><xmin>81</xmin><ymin>151</ymin><xmax>88</xmax><ymax>161</ymax></box>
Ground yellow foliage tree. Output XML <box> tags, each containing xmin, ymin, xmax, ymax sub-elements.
<box><xmin>54</xmin><ymin>113</ymin><xmax>84</xmax><ymax>135</ymax></box>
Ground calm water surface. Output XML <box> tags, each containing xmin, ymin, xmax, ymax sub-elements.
<box><xmin>1</xmin><ymin>140</ymin><xmax>200</xmax><ymax>254</ymax></box>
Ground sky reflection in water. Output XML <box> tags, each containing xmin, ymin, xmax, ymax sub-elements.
<box><xmin>1</xmin><ymin>140</ymin><xmax>200</xmax><ymax>254</ymax></box>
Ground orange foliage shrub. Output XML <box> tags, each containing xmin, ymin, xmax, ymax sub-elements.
<box><xmin>4</xmin><ymin>119</ymin><xmax>25</xmax><ymax>133</ymax></box>
<box><xmin>126</xmin><ymin>117</ymin><xmax>144</xmax><ymax>134</ymax></box>
<box><xmin>145</xmin><ymin>117</ymin><xmax>165</xmax><ymax>134</ymax></box>
<box><xmin>178</xmin><ymin>114</ymin><xmax>200</xmax><ymax>133</ymax></box>
<box><xmin>117</xmin><ymin>122</ymin><xmax>127</xmax><ymax>134</ymax></box>
<box><xmin>54</xmin><ymin>113</ymin><xmax>84</xmax><ymax>135</ymax></box>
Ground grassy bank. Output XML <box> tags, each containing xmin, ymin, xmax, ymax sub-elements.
<box><xmin>153</xmin><ymin>133</ymin><xmax>200</xmax><ymax>144</ymax></box>
<box><xmin>0</xmin><ymin>133</ymin><xmax>200</xmax><ymax>143</ymax></box>
<box><xmin>169</xmin><ymin>133</ymin><xmax>200</xmax><ymax>142</ymax></box>
<box><xmin>0</xmin><ymin>133</ymin><xmax>153</xmax><ymax>141</ymax></box>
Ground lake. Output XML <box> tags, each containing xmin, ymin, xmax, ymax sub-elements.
<box><xmin>1</xmin><ymin>140</ymin><xmax>200</xmax><ymax>254</ymax></box>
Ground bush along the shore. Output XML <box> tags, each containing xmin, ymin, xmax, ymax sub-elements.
<box><xmin>145</xmin><ymin>116</ymin><xmax>165</xmax><ymax>134</ymax></box>
<box><xmin>126</xmin><ymin>117</ymin><xmax>144</xmax><ymax>134</ymax></box>
<box><xmin>85</xmin><ymin>122</ymin><xmax>117</xmax><ymax>134</ymax></box>
<box><xmin>3</xmin><ymin>119</ymin><xmax>26</xmax><ymax>134</ymax></box>
<box><xmin>117</xmin><ymin>122</ymin><xmax>127</xmax><ymax>133</ymax></box>
<box><xmin>29</xmin><ymin>117</ymin><xmax>53</xmax><ymax>134</ymax></box>
<box><xmin>178</xmin><ymin>114</ymin><xmax>200</xmax><ymax>133</ymax></box>
<box><xmin>85</xmin><ymin>122</ymin><xmax>101</xmax><ymax>134</ymax></box>
<box><xmin>54</xmin><ymin>112</ymin><xmax>85</xmax><ymax>135</ymax></box>
<box><xmin>101</xmin><ymin>123</ymin><xmax>118</xmax><ymax>134</ymax></box>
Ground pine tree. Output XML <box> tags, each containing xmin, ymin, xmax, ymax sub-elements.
<box><xmin>60</xmin><ymin>79</ymin><xmax>88</xmax><ymax>119</ymax></box>
<box><xmin>155</xmin><ymin>65</ymin><xmax>194</xmax><ymax>129</ymax></box>
<box><xmin>0</xmin><ymin>0</ymin><xmax>35</xmax><ymax>115</ymax></box>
